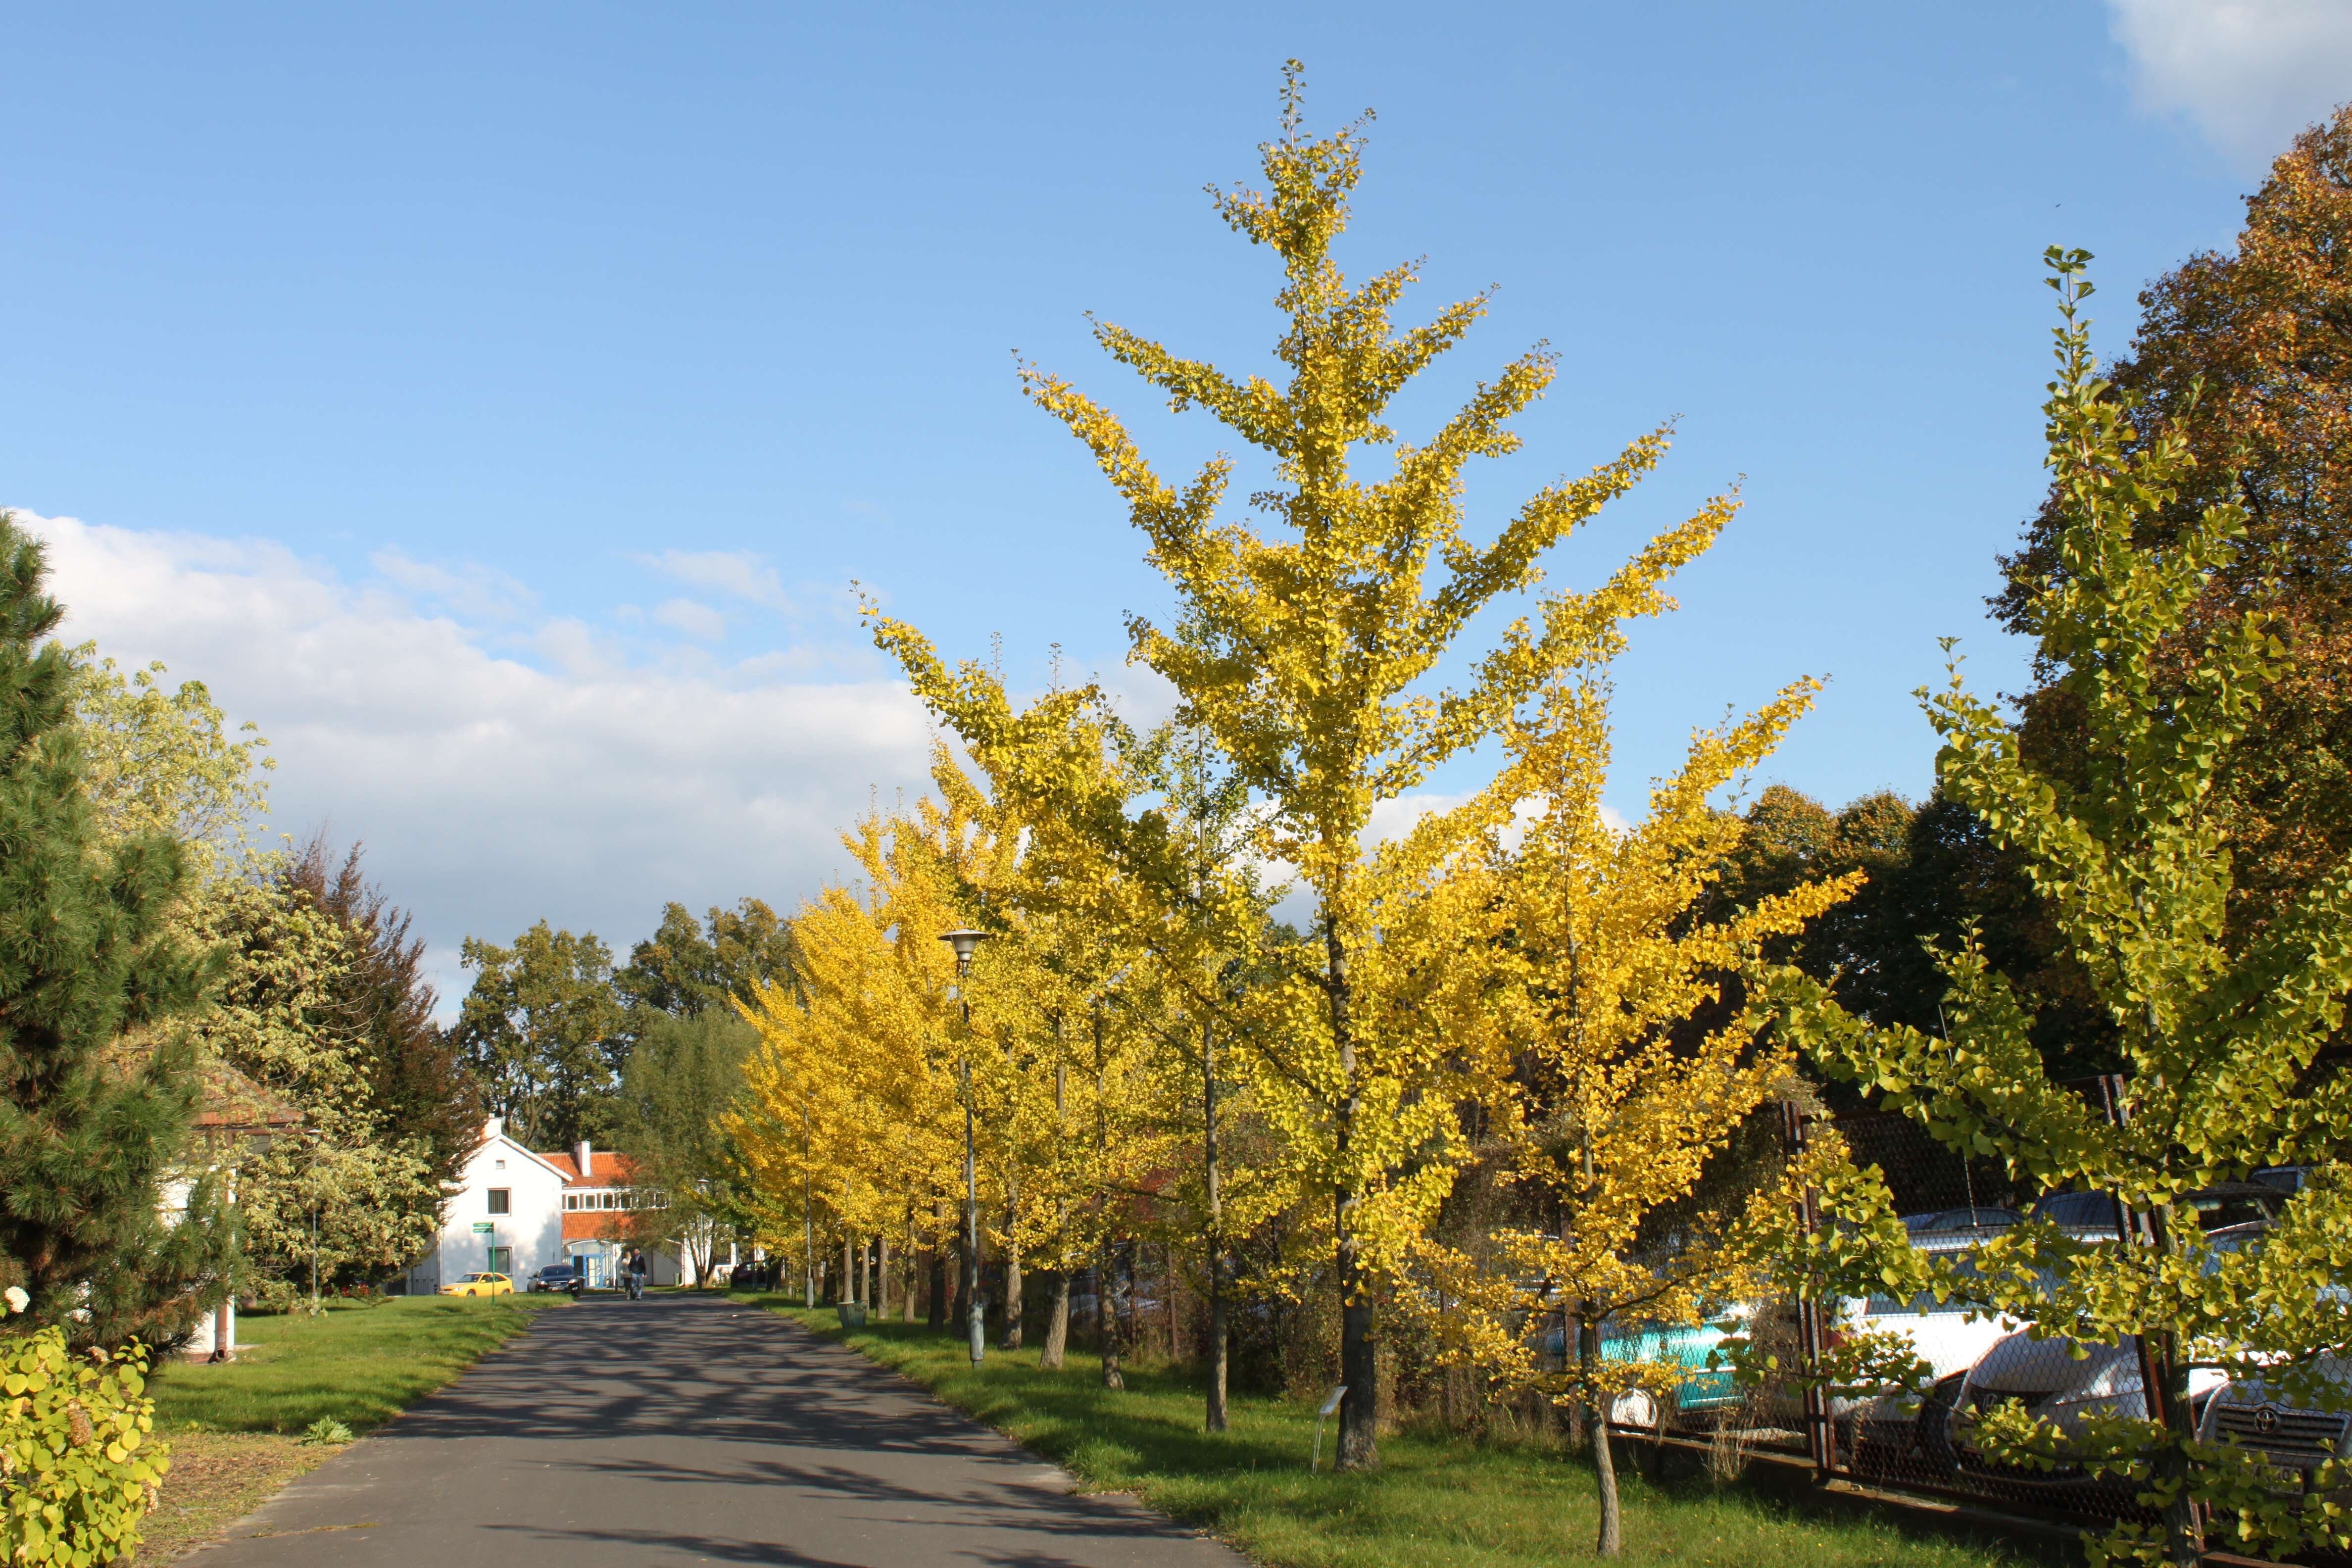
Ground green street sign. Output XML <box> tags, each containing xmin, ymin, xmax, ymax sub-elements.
<box><xmin>473</xmin><ymin>1222</ymin><xmax>495</xmax><ymax>1234</ymax></box>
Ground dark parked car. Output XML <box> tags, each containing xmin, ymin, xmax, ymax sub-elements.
<box><xmin>531</xmin><ymin>1264</ymin><xmax>585</xmax><ymax>1296</ymax></box>
<box><xmin>1901</xmin><ymin>1206</ymin><xmax>2021</xmax><ymax>1234</ymax></box>
<box><xmin>2027</xmin><ymin>1183</ymin><xmax>2280</xmax><ymax>1235</ymax></box>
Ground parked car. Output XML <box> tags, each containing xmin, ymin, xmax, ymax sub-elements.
<box><xmin>2197</xmin><ymin>1358</ymin><xmax>2352</xmax><ymax>1497</ymax></box>
<box><xmin>1836</xmin><ymin>1236</ymin><xmax>2029</xmax><ymax>1477</ymax></box>
<box><xmin>1901</xmin><ymin>1207</ymin><xmax>2021</xmax><ymax>1234</ymax></box>
<box><xmin>530</xmin><ymin>1264</ymin><xmax>584</xmax><ymax>1296</ymax></box>
<box><xmin>2193</xmin><ymin>1263</ymin><xmax>2350</xmax><ymax>1497</ymax></box>
<box><xmin>1946</xmin><ymin>1327</ymin><xmax>2232</xmax><ymax>1490</ymax></box>
<box><xmin>441</xmin><ymin>1272</ymin><xmax>514</xmax><ymax>1298</ymax></box>
<box><xmin>1944</xmin><ymin>1222</ymin><xmax>2267</xmax><ymax>1488</ymax></box>
<box><xmin>2025</xmin><ymin>1182</ymin><xmax>2279</xmax><ymax>1236</ymax></box>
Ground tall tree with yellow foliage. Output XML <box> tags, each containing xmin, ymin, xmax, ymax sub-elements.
<box><xmin>1424</xmin><ymin>673</ymin><xmax>1854</xmax><ymax>1554</ymax></box>
<box><xmin>733</xmin><ymin>796</ymin><xmax>980</xmax><ymax>1315</ymax></box>
<box><xmin>861</xmin><ymin>618</ymin><xmax>1279</xmax><ymax>1421</ymax></box>
<box><xmin>999</xmin><ymin>64</ymin><xmax>1739</xmax><ymax>1467</ymax></box>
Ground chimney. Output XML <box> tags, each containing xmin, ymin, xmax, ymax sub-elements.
<box><xmin>574</xmin><ymin>1139</ymin><xmax>592</xmax><ymax>1182</ymax></box>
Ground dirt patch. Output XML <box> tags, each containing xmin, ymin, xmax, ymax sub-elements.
<box><xmin>131</xmin><ymin>1431</ymin><xmax>340</xmax><ymax>1562</ymax></box>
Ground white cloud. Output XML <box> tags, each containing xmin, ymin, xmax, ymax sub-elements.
<box><xmin>369</xmin><ymin>547</ymin><xmax>536</xmax><ymax>622</ymax></box>
<box><xmin>652</xmin><ymin>597</ymin><xmax>727</xmax><ymax>641</ymax></box>
<box><xmin>17</xmin><ymin>511</ymin><xmax>934</xmax><ymax>1017</ymax></box>
<box><xmin>644</xmin><ymin>549</ymin><xmax>793</xmax><ymax>612</ymax></box>
<box><xmin>2108</xmin><ymin>0</ymin><xmax>2352</xmax><ymax>165</ymax></box>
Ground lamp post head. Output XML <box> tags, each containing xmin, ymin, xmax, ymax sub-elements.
<box><xmin>938</xmin><ymin>927</ymin><xmax>990</xmax><ymax>977</ymax></box>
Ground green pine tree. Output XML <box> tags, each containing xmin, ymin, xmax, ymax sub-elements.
<box><xmin>0</xmin><ymin>513</ymin><xmax>228</xmax><ymax>1346</ymax></box>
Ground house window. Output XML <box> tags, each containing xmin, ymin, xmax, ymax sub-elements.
<box><xmin>487</xmin><ymin>1189</ymin><xmax>510</xmax><ymax>1216</ymax></box>
<box><xmin>494</xmin><ymin>1159</ymin><xmax>506</xmax><ymax>1170</ymax></box>
<box><xmin>563</xmin><ymin>1194</ymin><xmax>579</xmax><ymax>1211</ymax></box>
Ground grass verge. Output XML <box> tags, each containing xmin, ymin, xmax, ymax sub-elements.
<box><xmin>130</xmin><ymin>1432</ymin><xmax>327</xmax><ymax>1565</ymax></box>
<box><xmin>743</xmin><ymin>1298</ymin><xmax>2054</xmax><ymax>1568</ymax></box>
<box><xmin>133</xmin><ymin>1294</ymin><xmax>568</xmax><ymax>1561</ymax></box>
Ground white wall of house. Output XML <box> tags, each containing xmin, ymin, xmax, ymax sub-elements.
<box><xmin>400</xmin><ymin>1120</ymin><xmax>568</xmax><ymax>1293</ymax></box>
<box><xmin>160</xmin><ymin>1173</ymin><xmax>234</xmax><ymax>1360</ymax></box>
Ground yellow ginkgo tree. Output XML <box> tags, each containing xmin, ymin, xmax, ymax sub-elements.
<box><xmin>733</xmin><ymin>789</ymin><xmax>988</xmax><ymax>1316</ymax></box>
<box><xmin>998</xmin><ymin>63</ymin><xmax>1739</xmax><ymax>1468</ymax></box>
<box><xmin>1423</xmin><ymin>672</ymin><xmax>1856</xmax><ymax>1555</ymax></box>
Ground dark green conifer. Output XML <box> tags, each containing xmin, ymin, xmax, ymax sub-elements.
<box><xmin>0</xmin><ymin>512</ymin><xmax>228</xmax><ymax>1344</ymax></box>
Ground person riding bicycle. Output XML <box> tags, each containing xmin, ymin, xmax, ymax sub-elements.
<box><xmin>625</xmin><ymin>1248</ymin><xmax>647</xmax><ymax>1299</ymax></box>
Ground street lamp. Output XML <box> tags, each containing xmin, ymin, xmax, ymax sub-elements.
<box><xmin>939</xmin><ymin>927</ymin><xmax>991</xmax><ymax>1366</ymax></box>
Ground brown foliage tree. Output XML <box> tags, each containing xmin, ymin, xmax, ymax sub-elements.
<box><xmin>1998</xmin><ymin>107</ymin><xmax>2352</xmax><ymax>945</ymax></box>
<box><xmin>287</xmin><ymin>836</ymin><xmax>475</xmax><ymax>1192</ymax></box>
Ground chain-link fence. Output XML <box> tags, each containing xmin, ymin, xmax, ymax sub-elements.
<box><xmin>1600</xmin><ymin>1080</ymin><xmax>2318</xmax><ymax>1534</ymax></box>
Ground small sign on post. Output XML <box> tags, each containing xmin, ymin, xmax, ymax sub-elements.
<box><xmin>473</xmin><ymin>1222</ymin><xmax>495</xmax><ymax>1234</ymax></box>
<box><xmin>1312</xmin><ymin>1384</ymin><xmax>1348</xmax><ymax>1472</ymax></box>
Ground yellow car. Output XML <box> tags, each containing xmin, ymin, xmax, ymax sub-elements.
<box><xmin>440</xmin><ymin>1272</ymin><xmax>514</xmax><ymax>1298</ymax></box>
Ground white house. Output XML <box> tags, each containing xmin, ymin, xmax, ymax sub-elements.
<box><xmin>397</xmin><ymin>1120</ymin><xmax>707</xmax><ymax>1293</ymax></box>
<box><xmin>545</xmin><ymin>1143</ymin><xmax>685</xmax><ymax>1288</ymax></box>
<box><xmin>396</xmin><ymin>1118</ymin><xmax>571</xmax><ymax>1294</ymax></box>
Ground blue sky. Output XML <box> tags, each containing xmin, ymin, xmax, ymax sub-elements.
<box><xmin>7</xmin><ymin>2</ymin><xmax>2348</xmax><ymax>1002</ymax></box>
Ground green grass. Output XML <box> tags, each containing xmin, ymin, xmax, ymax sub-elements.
<box><xmin>744</xmin><ymin>1299</ymin><xmax>2053</xmax><ymax>1568</ymax></box>
<box><xmin>148</xmin><ymin>1294</ymin><xmax>569</xmax><ymax>1436</ymax></box>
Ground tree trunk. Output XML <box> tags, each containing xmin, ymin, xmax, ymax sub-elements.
<box><xmin>1002</xmin><ymin>1174</ymin><xmax>1024</xmax><ymax>1350</ymax></box>
<box><xmin>2144</xmin><ymin>1212</ymin><xmax>2205</xmax><ymax>1566</ymax></box>
<box><xmin>1327</xmin><ymin>914</ymin><xmax>1380</xmax><ymax>1471</ymax></box>
<box><xmin>1581</xmin><ymin>1313</ymin><xmax>1622</xmax><ymax>1557</ymax></box>
<box><xmin>1165</xmin><ymin>1243</ymin><xmax>1179</xmax><ymax>1359</ymax></box>
<box><xmin>1117</xmin><ymin>1240</ymin><xmax>1138</xmax><ymax>1358</ymax></box>
<box><xmin>902</xmin><ymin>1207</ymin><xmax>917</xmax><ymax>1321</ymax></box>
<box><xmin>1098</xmin><ymin>1248</ymin><xmax>1124</xmax><ymax>1390</ymax></box>
<box><xmin>1040</xmin><ymin>1056</ymin><xmax>1071</xmax><ymax>1371</ymax></box>
<box><xmin>1092</xmin><ymin>1005</ymin><xmax>1123</xmax><ymax>1389</ymax></box>
<box><xmin>1336</xmin><ymin>1200</ymin><xmax>1379</xmax><ymax>1470</ymax></box>
<box><xmin>843</xmin><ymin>1235</ymin><xmax>859</xmax><ymax>1307</ymax></box>
<box><xmin>1203</xmin><ymin>1016</ymin><xmax>1227</xmax><ymax>1431</ymax></box>
<box><xmin>877</xmin><ymin>1235</ymin><xmax>890</xmax><ymax>1318</ymax></box>
<box><xmin>1041</xmin><ymin>1270</ymin><xmax>1071</xmax><ymax>1370</ymax></box>
<box><xmin>927</xmin><ymin>1243</ymin><xmax>946</xmax><ymax>1329</ymax></box>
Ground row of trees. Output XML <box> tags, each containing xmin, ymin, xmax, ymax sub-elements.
<box><xmin>717</xmin><ymin>80</ymin><xmax>2352</xmax><ymax>1567</ymax></box>
<box><xmin>0</xmin><ymin>520</ymin><xmax>801</xmax><ymax>1332</ymax></box>
<box><xmin>0</xmin><ymin>521</ymin><xmax>476</xmax><ymax>1342</ymax></box>
<box><xmin>446</xmin><ymin>898</ymin><xmax>797</xmax><ymax>1274</ymax></box>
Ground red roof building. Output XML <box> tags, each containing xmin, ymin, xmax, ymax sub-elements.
<box><xmin>541</xmin><ymin>1144</ymin><xmax>659</xmax><ymax>1246</ymax></box>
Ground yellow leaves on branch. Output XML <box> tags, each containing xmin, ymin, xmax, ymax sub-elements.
<box><xmin>758</xmin><ymin>72</ymin><xmax>1860</xmax><ymax>1486</ymax></box>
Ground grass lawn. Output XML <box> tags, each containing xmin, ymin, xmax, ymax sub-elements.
<box><xmin>742</xmin><ymin>1298</ymin><xmax>2055</xmax><ymax>1568</ymax></box>
<box><xmin>132</xmin><ymin>1294</ymin><xmax>569</xmax><ymax>1562</ymax></box>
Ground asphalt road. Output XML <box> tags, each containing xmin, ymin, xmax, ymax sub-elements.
<box><xmin>192</xmin><ymin>1295</ymin><xmax>1251</xmax><ymax>1567</ymax></box>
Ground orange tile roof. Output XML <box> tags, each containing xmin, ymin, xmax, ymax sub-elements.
<box><xmin>562</xmin><ymin>1210</ymin><xmax>633</xmax><ymax>1242</ymax></box>
<box><xmin>537</xmin><ymin>1151</ymin><xmax>642</xmax><ymax>1187</ymax></box>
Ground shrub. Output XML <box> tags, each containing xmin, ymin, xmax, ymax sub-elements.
<box><xmin>241</xmin><ymin>1278</ymin><xmax>299</xmax><ymax>1316</ymax></box>
<box><xmin>0</xmin><ymin>1326</ymin><xmax>168</xmax><ymax>1566</ymax></box>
